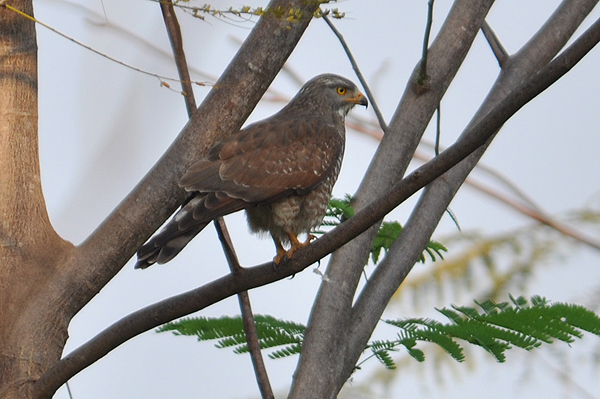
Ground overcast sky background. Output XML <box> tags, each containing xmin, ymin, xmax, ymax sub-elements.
<box><xmin>31</xmin><ymin>0</ymin><xmax>600</xmax><ymax>398</ymax></box>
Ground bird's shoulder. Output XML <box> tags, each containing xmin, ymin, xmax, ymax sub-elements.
<box><xmin>216</xmin><ymin>111</ymin><xmax>344</xmax><ymax>159</ymax></box>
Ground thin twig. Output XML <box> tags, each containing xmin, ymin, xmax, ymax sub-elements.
<box><xmin>65</xmin><ymin>381</ymin><xmax>74</xmax><ymax>399</ymax></box>
<box><xmin>160</xmin><ymin>0</ymin><xmax>197</xmax><ymax>112</ymax></box>
<box><xmin>213</xmin><ymin>219</ymin><xmax>243</xmax><ymax>273</ymax></box>
<box><xmin>464</xmin><ymin>176</ymin><xmax>600</xmax><ymax>251</ymax></box>
<box><xmin>322</xmin><ymin>14</ymin><xmax>388</xmax><ymax>133</ymax></box>
<box><xmin>418</xmin><ymin>0</ymin><xmax>435</xmax><ymax>86</ymax></box>
<box><xmin>214</xmin><ymin>219</ymin><xmax>275</xmax><ymax>399</ymax></box>
<box><xmin>481</xmin><ymin>20</ymin><xmax>510</xmax><ymax>68</ymax></box>
<box><xmin>411</xmin><ymin>148</ymin><xmax>600</xmax><ymax>251</ymax></box>
<box><xmin>160</xmin><ymin>3</ymin><xmax>274</xmax><ymax>398</ymax></box>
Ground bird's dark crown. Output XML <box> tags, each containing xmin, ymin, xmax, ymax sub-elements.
<box><xmin>281</xmin><ymin>74</ymin><xmax>365</xmax><ymax>116</ymax></box>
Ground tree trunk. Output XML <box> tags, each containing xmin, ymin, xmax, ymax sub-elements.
<box><xmin>0</xmin><ymin>1</ymin><xmax>74</xmax><ymax>397</ymax></box>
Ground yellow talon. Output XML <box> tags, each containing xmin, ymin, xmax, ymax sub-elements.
<box><xmin>272</xmin><ymin>233</ymin><xmax>316</xmax><ymax>265</ymax></box>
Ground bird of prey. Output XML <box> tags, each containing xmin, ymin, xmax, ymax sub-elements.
<box><xmin>135</xmin><ymin>74</ymin><xmax>367</xmax><ymax>269</ymax></box>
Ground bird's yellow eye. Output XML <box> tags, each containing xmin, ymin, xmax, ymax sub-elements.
<box><xmin>337</xmin><ymin>87</ymin><xmax>346</xmax><ymax>95</ymax></box>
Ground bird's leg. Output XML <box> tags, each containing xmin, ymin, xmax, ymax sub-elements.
<box><xmin>272</xmin><ymin>233</ymin><xmax>316</xmax><ymax>265</ymax></box>
<box><xmin>286</xmin><ymin>232</ymin><xmax>315</xmax><ymax>258</ymax></box>
<box><xmin>272</xmin><ymin>237</ymin><xmax>288</xmax><ymax>266</ymax></box>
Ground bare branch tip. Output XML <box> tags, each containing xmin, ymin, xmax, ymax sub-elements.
<box><xmin>481</xmin><ymin>20</ymin><xmax>509</xmax><ymax>68</ymax></box>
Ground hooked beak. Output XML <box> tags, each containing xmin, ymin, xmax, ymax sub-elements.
<box><xmin>347</xmin><ymin>91</ymin><xmax>369</xmax><ymax>108</ymax></box>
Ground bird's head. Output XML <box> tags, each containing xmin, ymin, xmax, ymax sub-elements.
<box><xmin>291</xmin><ymin>74</ymin><xmax>368</xmax><ymax>117</ymax></box>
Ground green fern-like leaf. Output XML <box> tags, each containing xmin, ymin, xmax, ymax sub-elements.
<box><xmin>373</xmin><ymin>349</ymin><xmax>397</xmax><ymax>369</ymax></box>
<box><xmin>157</xmin><ymin>314</ymin><xmax>305</xmax><ymax>358</ymax></box>
<box><xmin>268</xmin><ymin>344</ymin><xmax>302</xmax><ymax>359</ymax></box>
<box><xmin>371</xmin><ymin>221</ymin><xmax>403</xmax><ymax>264</ymax></box>
<box><xmin>314</xmin><ymin>196</ymin><xmax>447</xmax><ymax>265</ymax></box>
<box><xmin>385</xmin><ymin>296</ymin><xmax>600</xmax><ymax>363</ymax></box>
<box><xmin>368</xmin><ymin>340</ymin><xmax>399</xmax><ymax>369</ymax></box>
<box><xmin>158</xmin><ymin>315</ymin><xmax>245</xmax><ymax>341</ymax></box>
<box><xmin>315</xmin><ymin>195</ymin><xmax>354</xmax><ymax>230</ymax></box>
<box><xmin>370</xmin><ymin>221</ymin><xmax>447</xmax><ymax>265</ymax></box>
<box><xmin>328</xmin><ymin>194</ymin><xmax>355</xmax><ymax>219</ymax></box>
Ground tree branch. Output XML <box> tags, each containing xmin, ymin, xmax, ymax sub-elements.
<box><xmin>418</xmin><ymin>0</ymin><xmax>435</xmax><ymax>86</ymax></box>
<box><xmin>464</xmin><ymin>175</ymin><xmax>600</xmax><ymax>251</ymax></box>
<box><xmin>160</xmin><ymin>0</ymin><xmax>197</xmax><ymax>112</ymax></box>
<box><xmin>0</xmin><ymin>1</ymin><xmax>75</xmax><ymax>395</ymax></box>
<box><xmin>163</xmin><ymin>3</ymin><xmax>273</xmax><ymax>397</ymax></box>
<box><xmin>343</xmin><ymin>0</ymin><xmax>600</xmax><ymax>386</ymax></box>
<box><xmin>214</xmin><ymin>218</ymin><xmax>274</xmax><ymax>399</ymax></box>
<box><xmin>482</xmin><ymin>20</ymin><xmax>509</xmax><ymax>67</ymax></box>
<box><xmin>289</xmin><ymin>1</ymin><xmax>496</xmax><ymax>397</ymax></box>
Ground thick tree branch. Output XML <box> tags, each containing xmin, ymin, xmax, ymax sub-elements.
<box><xmin>0</xmin><ymin>1</ymin><xmax>74</xmax><ymax>396</ymax></box>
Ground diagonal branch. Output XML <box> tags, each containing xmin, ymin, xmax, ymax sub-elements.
<box><xmin>482</xmin><ymin>20</ymin><xmax>509</xmax><ymax>67</ymax></box>
<box><xmin>352</xmin><ymin>118</ymin><xmax>600</xmax><ymax>252</ymax></box>
<box><xmin>160</xmin><ymin>0</ymin><xmax>197</xmax><ymax>112</ymax></box>
<box><xmin>214</xmin><ymin>219</ymin><xmax>274</xmax><ymax>399</ymax></box>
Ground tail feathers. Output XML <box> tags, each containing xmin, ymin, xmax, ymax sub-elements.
<box><xmin>135</xmin><ymin>222</ymin><xmax>210</xmax><ymax>269</ymax></box>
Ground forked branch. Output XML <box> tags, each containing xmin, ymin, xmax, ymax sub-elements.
<box><xmin>482</xmin><ymin>20</ymin><xmax>509</xmax><ymax>67</ymax></box>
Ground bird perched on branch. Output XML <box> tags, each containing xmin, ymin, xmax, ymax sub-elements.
<box><xmin>135</xmin><ymin>74</ymin><xmax>367</xmax><ymax>269</ymax></box>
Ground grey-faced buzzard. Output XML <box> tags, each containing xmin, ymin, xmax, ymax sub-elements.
<box><xmin>135</xmin><ymin>74</ymin><xmax>367</xmax><ymax>269</ymax></box>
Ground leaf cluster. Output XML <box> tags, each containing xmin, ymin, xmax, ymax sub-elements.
<box><xmin>157</xmin><ymin>314</ymin><xmax>305</xmax><ymax>359</ymax></box>
<box><xmin>157</xmin><ymin>296</ymin><xmax>600</xmax><ymax>372</ymax></box>
<box><xmin>314</xmin><ymin>196</ymin><xmax>447</xmax><ymax>265</ymax></box>
<box><xmin>379</xmin><ymin>295</ymin><xmax>600</xmax><ymax>368</ymax></box>
<box><xmin>165</xmin><ymin>1</ymin><xmax>343</xmax><ymax>22</ymax></box>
